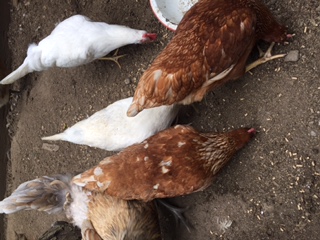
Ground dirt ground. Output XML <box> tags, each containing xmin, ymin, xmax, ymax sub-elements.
<box><xmin>1</xmin><ymin>0</ymin><xmax>320</xmax><ymax>239</ymax></box>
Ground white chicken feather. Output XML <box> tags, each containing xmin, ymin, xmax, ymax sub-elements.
<box><xmin>0</xmin><ymin>15</ymin><xmax>157</xmax><ymax>84</ymax></box>
<box><xmin>42</xmin><ymin>97</ymin><xmax>178</xmax><ymax>151</ymax></box>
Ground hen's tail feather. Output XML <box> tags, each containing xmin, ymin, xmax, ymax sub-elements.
<box><xmin>0</xmin><ymin>175</ymin><xmax>72</xmax><ymax>214</ymax></box>
<box><xmin>42</xmin><ymin>133</ymin><xmax>66</xmax><ymax>141</ymax></box>
<box><xmin>126</xmin><ymin>101</ymin><xmax>140</xmax><ymax>117</ymax></box>
<box><xmin>0</xmin><ymin>61</ymin><xmax>31</xmax><ymax>85</ymax></box>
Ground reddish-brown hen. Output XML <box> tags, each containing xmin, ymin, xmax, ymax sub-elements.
<box><xmin>73</xmin><ymin>125</ymin><xmax>256</xmax><ymax>202</ymax></box>
<box><xmin>127</xmin><ymin>0</ymin><xmax>289</xmax><ymax>116</ymax></box>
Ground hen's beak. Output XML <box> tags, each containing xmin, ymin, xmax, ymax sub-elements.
<box><xmin>141</xmin><ymin>33</ymin><xmax>157</xmax><ymax>43</ymax></box>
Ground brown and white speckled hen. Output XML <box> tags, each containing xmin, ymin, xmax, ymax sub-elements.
<box><xmin>73</xmin><ymin>125</ymin><xmax>256</xmax><ymax>202</ymax></box>
<box><xmin>127</xmin><ymin>0</ymin><xmax>290</xmax><ymax>117</ymax></box>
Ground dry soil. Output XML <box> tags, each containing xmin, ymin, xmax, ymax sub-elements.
<box><xmin>1</xmin><ymin>0</ymin><xmax>320</xmax><ymax>239</ymax></box>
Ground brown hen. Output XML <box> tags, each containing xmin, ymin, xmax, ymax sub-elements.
<box><xmin>73</xmin><ymin>125</ymin><xmax>256</xmax><ymax>202</ymax></box>
<box><xmin>127</xmin><ymin>0</ymin><xmax>289</xmax><ymax>117</ymax></box>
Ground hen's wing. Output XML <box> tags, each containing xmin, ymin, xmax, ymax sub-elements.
<box><xmin>127</xmin><ymin>2</ymin><xmax>256</xmax><ymax>116</ymax></box>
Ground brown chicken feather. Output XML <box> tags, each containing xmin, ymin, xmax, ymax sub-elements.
<box><xmin>127</xmin><ymin>0</ymin><xmax>288</xmax><ymax>116</ymax></box>
<box><xmin>73</xmin><ymin>125</ymin><xmax>256</xmax><ymax>202</ymax></box>
<box><xmin>88</xmin><ymin>193</ymin><xmax>160</xmax><ymax>240</ymax></box>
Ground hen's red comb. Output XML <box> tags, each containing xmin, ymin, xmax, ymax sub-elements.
<box><xmin>143</xmin><ymin>33</ymin><xmax>157</xmax><ymax>41</ymax></box>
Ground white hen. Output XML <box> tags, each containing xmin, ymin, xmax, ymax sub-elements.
<box><xmin>42</xmin><ymin>97</ymin><xmax>178</xmax><ymax>151</ymax></box>
<box><xmin>0</xmin><ymin>15</ymin><xmax>157</xmax><ymax>85</ymax></box>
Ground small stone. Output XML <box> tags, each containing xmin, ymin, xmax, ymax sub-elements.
<box><xmin>124</xmin><ymin>78</ymin><xmax>131</xmax><ymax>85</ymax></box>
<box><xmin>310</xmin><ymin>131</ymin><xmax>317</xmax><ymax>137</ymax></box>
<box><xmin>284</xmin><ymin>50</ymin><xmax>299</xmax><ymax>62</ymax></box>
<box><xmin>266</xmin><ymin>227</ymin><xmax>273</xmax><ymax>236</ymax></box>
<box><xmin>42</xmin><ymin>143</ymin><xmax>59</xmax><ymax>152</ymax></box>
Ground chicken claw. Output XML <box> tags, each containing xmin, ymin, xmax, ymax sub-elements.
<box><xmin>245</xmin><ymin>42</ymin><xmax>286</xmax><ymax>72</ymax></box>
<box><xmin>99</xmin><ymin>49</ymin><xmax>126</xmax><ymax>68</ymax></box>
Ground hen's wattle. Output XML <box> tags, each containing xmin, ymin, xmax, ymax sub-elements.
<box><xmin>127</xmin><ymin>0</ymin><xmax>289</xmax><ymax>117</ymax></box>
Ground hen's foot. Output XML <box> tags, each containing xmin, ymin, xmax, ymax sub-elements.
<box><xmin>99</xmin><ymin>49</ymin><xmax>126</xmax><ymax>69</ymax></box>
<box><xmin>246</xmin><ymin>42</ymin><xmax>286</xmax><ymax>72</ymax></box>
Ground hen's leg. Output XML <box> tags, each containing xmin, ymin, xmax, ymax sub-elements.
<box><xmin>245</xmin><ymin>42</ymin><xmax>286</xmax><ymax>72</ymax></box>
<box><xmin>98</xmin><ymin>49</ymin><xmax>126</xmax><ymax>69</ymax></box>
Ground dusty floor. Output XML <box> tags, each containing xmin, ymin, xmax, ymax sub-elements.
<box><xmin>1</xmin><ymin>0</ymin><xmax>320</xmax><ymax>239</ymax></box>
